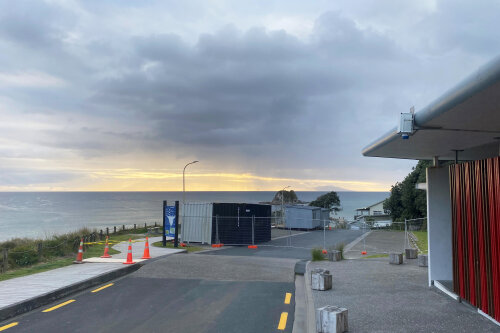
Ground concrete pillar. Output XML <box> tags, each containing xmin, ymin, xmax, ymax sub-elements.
<box><xmin>426</xmin><ymin>167</ymin><xmax>453</xmax><ymax>286</ymax></box>
<box><xmin>418</xmin><ymin>254</ymin><xmax>428</xmax><ymax>267</ymax></box>
<box><xmin>405</xmin><ymin>248</ymin><xmax>418</xmax><ymax>259</ymax></box>
<box><xmin>312</xmin><ymin>271</ymin><xmax>332</xmax><ymax>291</ymax></box>
<box><xmin>328</xmin><ymin>250</ymin><xmax>342</xmax><ymax>261</ymax></box>
<box><xmin>389</xmin><ymin>253</ymin><xmax>403</xmax><ymax>265</ymax></box>
<box><xmin>316</xmin><ymin>305</ymin><xmax>348</xmax><ymax>333</ymax></box>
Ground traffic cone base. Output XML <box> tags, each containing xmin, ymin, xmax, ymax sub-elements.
<box><xmin>141</xmin><ymin>237</ymin><xmax>151</xmax><ymax>259</ymax></box>
<box><xmin>248</xmin><ymin>245</ymin><xmax>258</xmax><ymax>249</ymax></box>
<box><xmin>361</xmin><ymin>251</ymin><xmax>367</xmax><ymax>255</ymax></box>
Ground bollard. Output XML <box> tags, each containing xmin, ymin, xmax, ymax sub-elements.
<box><xmin>328</xmin><ymin>250</ymin><xmax>342</xmax><ymax>262</ymax></box>
<box><xmin>106</xmin><ymin>227</ymin><xmax>109</xmax><ymax>236</ymax></box>
<box><xmin>418</xmin><ymin>254</ymin><xmax>428</xmax><ymax>267</ymax></box>
<box><xmin>155</xmin><ymin>222</ymin><xmax>157</xmax><ymax>227</ymax></box>
<box><xmin>144</xmin><ymin>222</ymin><xmax>147</xmax><ymax>229</ymax></box>
<box><xmin>316</xmin><ymin>305</ymin><xmax>348</xmax><ymax>333</ymax></box>
<box><xmin>100</xmin><ymin>230</ymin><xmax>103</xmax><ymax>240</ymax></box>
<box><xmin>37</xmin><ymin>242</ymin><xmax>43</xmax><ymax>258</ymax></box>
<box><xmin>134</xmin><ymin>224</ymin><xmax>136</xmax><ymax>230</ymax></box>
<box><xmin>114</xmin><ymin>226</ymin><xmax>117</xmax><ymax>233</ymax></box>
<box><xmin>310</xmin><ymin>268</ymin><xmax>327</xmax><ymax>281</ymax></box>
<box><xmin>312</xmin><ymin>271</ymin><xmax>332</xmax><ymax>291</ymax></box>
<box><xmin>123</xmin><ymin>225</ymin><xmax>125</xmax><ymax>231</ymax></box>
<box><xmin>389</xmin><ymin>252</ymin><xmax>403</xmax><ymax>265</ymax></box>
<box><xmin>405</xmin><ymin>248</ymin><xmax>418</xmax><ymax>259</ymax></box>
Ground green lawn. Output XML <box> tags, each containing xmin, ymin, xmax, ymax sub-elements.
<box><xmin>152</xmin><ymin>241</ymin><xmax>204</xmax><ymax>253</ymax></box>
<box><xmin>412</xmin><ymin>231</ymin><xmax>428</xmax><ymax>253</ymax></box>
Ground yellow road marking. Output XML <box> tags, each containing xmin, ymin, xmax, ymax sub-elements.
<box><xmin>284</xmin><ymin>292</ymin><xmax>292</xmax><ymax>304</ymax></box>
<box><xmin>277</xmin><ymin>312</ymin><xmax>288</xmax><ymax>330</ymax></box>
<box><xmin>42</xmin><ymin>299</ymin><xmax>75</xmax><ymax>312</ymax></box>
<box><xmin>91</xmin><ymin>283</ymin><xmax>114</xmax><ymax>293</ymax></box>
<box><xmin>0</xmin><ymin>322</ymin><xmax>18</xmax><ymax>331</ymax></box>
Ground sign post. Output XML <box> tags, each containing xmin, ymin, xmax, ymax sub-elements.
<box><xmin>162</xmin><ymin>200</ymin><xmax>167</xmax><ymax>246</ymax></box>
<box><xmin>174</xmin><ymin>200</ymin><xmax>179</xmax><ymax>248</ymax></box>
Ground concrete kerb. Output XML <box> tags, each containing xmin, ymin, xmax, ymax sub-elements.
<box><xmin>0</xmin><ymin>249</ymin><xmax>187</xmax><ymax>323</ymax></box>
<box><xmin>293</xmin><ymin>260</ymin><xmax>314</xmax><ymax>333</ymax></box>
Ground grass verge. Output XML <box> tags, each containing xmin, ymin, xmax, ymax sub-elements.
<box><xmin>361</xmin><ymin>254</ymin><xmax>389</xmax><ymax>259</ymax></box>
<box><xmin>0</xmin><ymin>233</ymin><xmax>144</xmax><ymax>282</ymax></box>
<box><xmin>412</xmin><ymin>231</ymin><xmax>428</xmax><ymax>253</ymax></box>
<box><xmin>152</xmin><ymin>241</ymin><xmax>204</xmax><ymax>253</ymax></box>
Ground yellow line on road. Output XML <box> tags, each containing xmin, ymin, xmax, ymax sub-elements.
<box><xmin>42</xmin><ymin>299</ymin><xmax>75</xmax><ymax>312</ymax></box>
<box><xmin>0</xmin><ymin>322</ymin><xmax>18</xmax><ymax>331</ymax></box>
<box><xmin>284</xmin><ymin>292</ymin><xmax>292</xmax><ymax>304</ymax></box>
<box><xmin>91</xmin><ymin>283</ymin><xmax>114</xmax><ymax>293</ymax></box>
<box><xmin>277</xmin><ymin>312</ymin><xmax>288</xmax><ymax>330</ymax></box>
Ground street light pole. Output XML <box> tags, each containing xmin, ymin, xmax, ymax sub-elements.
<box><xmin>183</xmin><ymin>160</ymin><xmax>199</xmax><ymax>205</ymax></box>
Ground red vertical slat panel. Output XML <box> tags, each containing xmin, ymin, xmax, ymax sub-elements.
<box><xmin>465</xmin><ymin>163</ymin><xmax>476</xmax><ymax>305</ymax></box>
<box><xmin>492</xmin><ymin>157</ymin><xmax>500</xmax><ymax>321</ymax></box>
<box><xmin>487</xmin><ymin>158</ymin><xmax>498</xmax><ymax>319</ymax></box>
<box><xmin>475</xmin><ymin>160</ymin><xmax>488</xmax><ymax>313</ymax></box>
<box><xmin>455</xmin><ymin>164</ymin><xmax>465</xmax><ymax>298</ymax></box>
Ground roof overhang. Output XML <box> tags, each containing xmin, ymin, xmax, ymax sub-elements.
<box><xmin>363</xmin><ymin>56</ymin><xmax>500</xmax><ymax>161</ymax></box>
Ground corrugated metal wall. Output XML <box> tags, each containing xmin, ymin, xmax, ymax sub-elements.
<box><xmin>450</xmin><ymin>157</ymin><xmax>500</xmax><ymax>321</ymax></box>
<box><xmin>181</xmin><ymin>203</ymin><xmax>213</xmax><ymax>244</ymax></box>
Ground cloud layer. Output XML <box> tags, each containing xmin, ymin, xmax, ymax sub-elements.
<box><xmin>1</xmin><ymin>0</ymin><xmax>499</xmax><ymax>190</ymax></box>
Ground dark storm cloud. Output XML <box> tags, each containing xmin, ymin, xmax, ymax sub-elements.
<box><xmin>91</xmin><ymin>15</ymin><xmax>409</xmax><ymax>157</ymax></box>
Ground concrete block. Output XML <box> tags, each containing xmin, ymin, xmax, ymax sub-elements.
<box><xmin>405</xmin><ymin>248</ymin><xmax>418</xmax><ymax>259</ymax></box>
<box><xmin>418</xmin><ymin>254</ymin><xmax>428</xmax><ymax>267</ymax></box>
<box><xmin>389</xmin><ymin>252</ymin><xmax>403</xmax><ymax>265</ymax></box>
<box><xmin>328</xmin><ymin>250</ymin><xmax>342</xmax><ymax>262</ymax></box>
<box><xmin>312</xmin><ymin>271</ymin><xmax>332</xmax><ymax>291</ymax></box>
<box><xmin>316</xmin><ymin>305</ymin><xmax>348</xmax><ymax>333</ymax></box>
<box><xmin>310</xmin><ymin>268</ymin><xmax>329</xmax><ymax>281</ymax></box>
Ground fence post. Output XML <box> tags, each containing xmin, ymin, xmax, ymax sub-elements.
<box><xmin>37</xmin><ymin>242</ymin><xmax>43</xmax><ymax>258</ymax></box>
<box><xmin>216</xmin><ymin>215</ymin><xmax>219</xmax><ymax>244</ymax></box>
<box><xmin>122</xmin><ymin>225</ymin><xmax>125</xmax><ymax>231</ymax></box>
<box><xmin>106</xmin><ymin>227</ymin><xmax>109</xmax><ymax>236</ymax></box>
<box><xmin>114</xmin><ymin>226</ymin><xmax>117</xmax><ymax>233</ymax></box>
<box><xmin>323</xmin><ymin>219</ymin><xmax>326</xmax><ymax>250</ymax></box>
<box><xmin>155</xmin><ymin>222</ymin><xmax>157</xmax><ymax>227</ymax></box>
<box><xmin>144</xmin><ymin>222</ymin><xmax>147</xmax><ymax>230</ymax></box>
<box><xmin>252</xmin><ymin>215</ymin><xmax>255</xmax><ymax>245</ymax></box>
<box><xmin>2</xmin><ymin>248</ymin><xmax>8</xmax><ymax>273</ymax></box>
<box><xmin>100</xmin><ymin>230</ymin><xmax>103</xmax><ymax>240</ymax></box>
<box><xmin>134</xmin><ymin>224</ymin><xmax>136</xmax><ymax>230</ymax></box>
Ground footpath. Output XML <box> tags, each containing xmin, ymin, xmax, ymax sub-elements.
<box><xmin>0</xmin><ymin>237</ymin><xmax>184</xmax><ymax>322</ymax></box>
<box><xmin>304</xmin><ymin>231</ymin><xmax>499</xmax><ymax>332</ymax></box>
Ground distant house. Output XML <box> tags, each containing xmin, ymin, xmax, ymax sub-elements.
<box><xmin>354</xmin><ymin>200</ymin><xmax>391</xmax><ymax>224</ymax></box>
<box><xmin>284</xmin><ymin>205</ymin><xmax>330</xmax><ymax>230</ymax></box>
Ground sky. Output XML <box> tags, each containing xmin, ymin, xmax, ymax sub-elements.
<box><xmin>0</xmin><ymin>0</ymin><xmax>499</xmax><ymax>192</ymax></box>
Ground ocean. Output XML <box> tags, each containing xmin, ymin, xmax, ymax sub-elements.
<box><xmin>0</xmin><ymin>191</ymin><xmax>389</xmax><ymax>241</ymax></box>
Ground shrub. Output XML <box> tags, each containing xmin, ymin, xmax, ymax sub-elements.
<box><xmin>311</xmin><ymin>248</ymin><xmax>324</xmax><ymax>261</ymax></box>
<box><xmin>335</xmin><ymin>242</ymin><xmax>345</xmax><ymax>260</ymax></box>
<box><xmin>9</xmin><ymin>245</ymin><xmax>39</xmax><ymax>267</ymax></box>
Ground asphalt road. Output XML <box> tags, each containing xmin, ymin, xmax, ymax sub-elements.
<box><xmin>1</xmin><ymin>254</ymin><xmax>296</xmax><ymax>333</ymax></box>
<box><xmin>203</xmin><ymin>228</ymin><xmax>365</xmax><ymax>259</ymax></box>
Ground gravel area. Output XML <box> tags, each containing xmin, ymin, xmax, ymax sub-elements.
<box><xmin>308</xmin><ymin>259</ymin><xmax>499</xmax><ymax>332</ymax></box>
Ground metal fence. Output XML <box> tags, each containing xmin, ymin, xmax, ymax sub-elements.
<box><xmin>180</xmin><ymin>214</ymin><xmax>346</xmax><ymax>251</ymax></box>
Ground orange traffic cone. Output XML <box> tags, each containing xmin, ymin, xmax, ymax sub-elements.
<box><xmin>74</xmin><ymin>238</ymin><xmax>84</xmax><ymax>264</ymax></box>
<box><xmin>101</xmin><ymin>236</ymin><xmax>112</xmax><ymax>258</ymax></box>
<box><xmin>141</xmin><ymin>237</ymin><xmax>151</xmax><ymax>259</ymax></box>
<box><xmin>123</xmin><ymin>239</ymin><xmax>136</xmax><ymax>264</ymax></box>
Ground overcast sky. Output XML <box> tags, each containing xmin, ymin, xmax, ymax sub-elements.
<box><xmin>0</xmin><ymin>0</ymin><xmax>499</xmax><ymax>191</ymax></box>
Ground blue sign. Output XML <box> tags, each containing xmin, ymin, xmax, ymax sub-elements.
<box><xmin>164</xmin><ymin>205</ymin><xmax>176</xmax><ymax>237</ymax></box>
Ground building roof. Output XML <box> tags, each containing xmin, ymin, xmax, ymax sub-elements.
<box><xmin>356</xmin><ymin>199</ymin><xmax>386</xmax><ymax>211</ymax></box>
<box><xmin>362</xmin><ymin>55</ymin><xmax>500</xmax><ymax>161</ymax></box>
